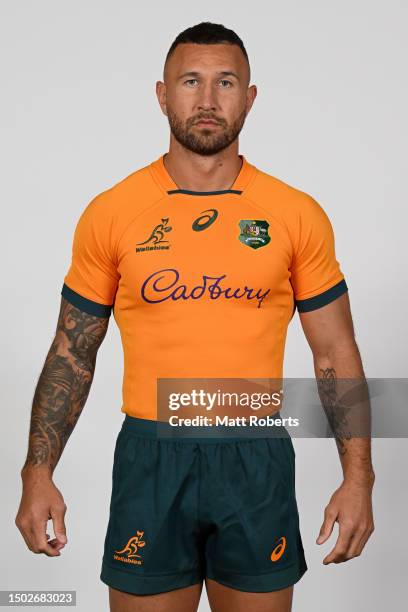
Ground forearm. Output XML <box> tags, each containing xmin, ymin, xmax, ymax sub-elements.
<box><xmin>21</xmin><ymin>298</ymin><xmax>109</xmax><ymax>479</ymax></box>
<box><xmin>313</xmin><ymin>340</ymin><xmax>375</xmax><ymax>487</ymax></box>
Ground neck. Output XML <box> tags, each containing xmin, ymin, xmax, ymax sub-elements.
<box><xmin>164</xmin><ymin>140</ymin><xmax>242</xmax><ymax>192</ymax></box>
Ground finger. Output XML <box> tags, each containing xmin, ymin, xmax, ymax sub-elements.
<box><xmin>346</xmin><ymin>524</ymin><xmax>374</xmax><ymax>559</ymax></box>
<box><xmin>48</xmin><ymin>537</ymin><xmax>66</xmax><ymax>550</ymax></box>
<box><xmin>49</xmin><ymin>538</ymin><xmax>65</xmax><ymax>550</ymax></box>
<box><xmin>33</xmin><ymin>527</ymin><xmax>61</xmax><ymax>556</ymax></box>
<box><xmin>45</xmin><ymin>533</ymin><xmax>64</xmax><ymax>549</ymax></box>
<box><xmin>17</xmin><ymin>520</ymin><xmax>56</xmax><ymax>554</ymax></box>
<box><xmin>341</xmin><ymin>532</ymin><xmax>364</xmax><ymax>560</ymax></box>
<box><xmin>317</xmin><ymin>507</ymin><xmax>338</xmax><ymax>544</ymax></box>
<box><xmin>17</xmin><ymin>523</ymin><xmax>36</xmax><ymax>552</ymax></box>
<box><xmin>31</xmin><ymin>521</ymin><xmax>61</xmax><ymax>557</ymax></box>
<box><xmin>323</xmin><ymin>521</ymin><xmax>355</xmax><ymax>564</ymax></box>
<box><xmin>50</xmin><ymin>504</ymin><xmax>68</xmax><ymax>546</ymax></box>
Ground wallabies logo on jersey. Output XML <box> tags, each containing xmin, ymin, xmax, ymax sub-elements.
<box><xmin>238</xmin><ymin>220</ymin><xmax>271</xmax><ymax>250</ymax></box>
<box><xmin>136</xmin><ymin>218</ymin><xmax>172</xmax><ymax>253</ymax></box>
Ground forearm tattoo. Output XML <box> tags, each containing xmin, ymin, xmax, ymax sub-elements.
<box><xmin>22</xmin><ymin>297</ymin><xmax>109</xmax><ymax>473</ymax></box>
<box><xmin>317</xmin><ymin>367</ymin><xmax>352</xmax><ymax>456</ymax></box>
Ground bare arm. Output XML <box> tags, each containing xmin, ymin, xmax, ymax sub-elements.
<box><xmin>16</xmin><ymin>296</ymin><xmax>109</xmax><ymax>555</ymax></box>
<box><xmin>21</xmin><ymin>296</ymin><xmax>109</xmax><ymax>476</ymax></box>
<box><xmin>299</xmin><ymin>292</ymin><xmax>375</xmax><ymax>563</ymax></box>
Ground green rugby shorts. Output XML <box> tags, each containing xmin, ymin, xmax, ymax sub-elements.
<box><xmin>100</xmin><ymin>415</ymin><xmax>307</xmax><ymax>594</ymax></box>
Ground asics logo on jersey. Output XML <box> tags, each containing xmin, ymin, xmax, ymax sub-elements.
<box><xmin>270</xmin><ymin>536</ymin><xmax>286</xmax><ymax>562</ymax></box>
<box><xmin>113</xmin><ymin>531</ymin><xmax>146</xmax><ymax>566</ymax></box>
<box><xmin>136</xmin><ymin>218</ymin><xmax>172</xmax><ymax>252</ymax></box>
<box><xmin>141</xmin><ymin>268</ymin><xmax>270</xmax><ymax>308</ymax></box>
<box><xmin>192</xmin><ymin>209</ymin><xmax>218</xmax><ymax>231</ymax></box>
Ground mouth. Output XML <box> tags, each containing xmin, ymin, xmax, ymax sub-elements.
<box><xmin>194</xmin><ymin>120</ymin><xmax>220</xmax><ymax>127</ymax></box>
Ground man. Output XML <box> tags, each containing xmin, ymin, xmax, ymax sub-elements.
<box><xmin>16</xmin><ymin>21</ymin><xmax>375</xmax><ymax>612</ymax></box>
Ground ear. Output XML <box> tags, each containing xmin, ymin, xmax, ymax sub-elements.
<box><xmin>244</xmin><ymin>84</ymin><xmax>257</xmax><ymax>117</ymax></box>
<box><xmin>156</xmin><ymin>81</ymin><xmax>168</xmax><ymax>117</ymax></box>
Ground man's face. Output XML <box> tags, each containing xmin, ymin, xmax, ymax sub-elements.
<box><xmin>157</xmin><ymin>43</ymin><xmax>257</xmax><ymax>156</ymax></box>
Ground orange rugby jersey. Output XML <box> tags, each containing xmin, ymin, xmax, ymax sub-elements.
<box><xmin>61</xmin><ymin>153</ymin><xmax>348</xmax><ymax>420</ymax></box>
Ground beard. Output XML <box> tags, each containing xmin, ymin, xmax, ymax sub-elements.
<box><xmin>166</xmin><ymin>106</ymin><xmax>247</xmax><ymax>156</ymax></box>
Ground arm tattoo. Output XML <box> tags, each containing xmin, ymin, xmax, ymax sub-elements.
<box><xmin>317</xmin><ymin>367</ymin><xmax>352</xmax><ymax>456</ymax></box>
<box><xmin>22</xmin><ymin>297</ymin><xmax>109</xmax><ymax>474</ymax></box>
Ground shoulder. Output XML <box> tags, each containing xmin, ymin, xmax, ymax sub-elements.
<box><xmin>248</xmin><ymin>164</ymin><xmax>325</xmax><ymax>216</ymax></box>
<box><xmin>246</xmin><ymin>164</ymin><xmax>333</xmax><ymax>237</ymax></box>
<box><xmin>88</xmin><ymin>161</ymin><xmax>163</xmax><ymax>214</ymax></box>
<box><xmin>75</xmin><ymin>161</ymin><xmax>164</xmax><ymax>242</ymax></box>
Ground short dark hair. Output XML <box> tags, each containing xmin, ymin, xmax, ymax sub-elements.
<box><xmin>165</xmin><ymin>21</ymin><xmax>250</xmax><ymax>78</ymax></box>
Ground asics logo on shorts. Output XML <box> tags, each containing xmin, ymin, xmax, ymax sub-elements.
<box><xmin>270</xmin><ymin>536</ymin><xmax>286</xmax><ymax>562</ymax></box>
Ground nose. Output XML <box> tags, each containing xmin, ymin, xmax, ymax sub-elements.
<box><xmin>197</xmin><ymin>82</ymin><xmax>218</xmax><ymax>112</ymax></box>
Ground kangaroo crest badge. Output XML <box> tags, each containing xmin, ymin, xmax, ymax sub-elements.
<box><xmin>238</xmin><ymin>220</ymin><xmax>271</xmax><ymax>249</ymax></box>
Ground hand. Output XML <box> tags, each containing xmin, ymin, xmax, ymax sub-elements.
<box><xmin>316</xmin><ymin>478</ymin><xmax>375</xmax><ymax>564</ymax></box>
<box><xmin>15</xmin><ymin>468</ymin><xmax>68</xmax><ymax>557</ymax></box>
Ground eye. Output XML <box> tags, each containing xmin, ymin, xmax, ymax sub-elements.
<box><xmin>185</xmin><ymin>79</ymin><xmax>198</xmax><ymax>86</ymax></box>
<box><xmin>219</xmin><ymin>79</ymin><xmax>232</xmax><ymax>87</ymax></box>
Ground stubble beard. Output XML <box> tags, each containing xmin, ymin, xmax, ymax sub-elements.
<box><xmin>166</xmin><ymin>106</ymin><xmax>247</xmax><ymax>156</ymax></box>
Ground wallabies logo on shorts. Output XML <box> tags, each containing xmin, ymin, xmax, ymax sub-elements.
<box><xmin>113</xmin><ymin>531</ymin><xmax>146</xmax><ymax>566</ymax></box>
